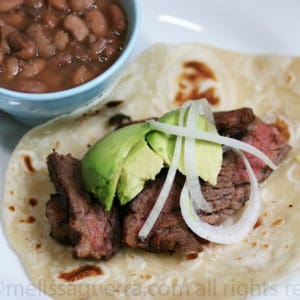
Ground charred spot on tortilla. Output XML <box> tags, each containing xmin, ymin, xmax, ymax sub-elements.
<box><xmin>272</xmin><ymin>218</ymin><xmax>285</xmax><ymax>227</ymax></box>
<box><xmin>175</xmin><ymin>61</ymin><xmax>220</xmax><ymax>105</ymax></box>
<box><xmin>36</xmin><ymin>243</ymin><xmax>42</xmax><ymax>249</ymax></box>
<box><xmin>272</xmin><ymin>117</ymin><xmax>290</xmax><ymax>141</ymax></box>
<box><xmin>8</xmin><ymin>206</ymin><xmax>15</xmax><ymax>212</ymax></box>
<box><xmin>10</xmin><ymin>190</ymin><xmax>14</xmax><ymax>195</ymax></box>
<box><xmin>105</xmin><ymin>100</ymin><xmax>124</xmax><ymax>108</ymax></box>
<box><xmin>108</xmin><ymin>113</ymin><xmax>132</xmax><ymax>127</ymax></box>
<box><xmin>75</xmin><ymin>109</ymin><xmax>103</xmax><ymax>122</ymax></box>
<box><xmin>184</xmin><ymin>61</ymin><xmax>216</xmax><ymax>80</ymax></box>
<box><xmin>253</xmin><ymin>218</ymin><xmax>262</xmax><ymax>229</ymax></box>
<box><xmin>185</xmin><ymin>252</ymin><xmax>199</xmax><ymax>260</ymax></box>
<box><xmin>28</xmin><ymin>198</ymin><xmax>38</xmax><ymax>207</ymax></box>
<box><xmin>19</xmin><ymin>216</ymin><xmax>35</xmax><ymax>223</ymax></box>
<box><xmin>23</xmin><ymin>155</ymin><xmax>35</xmax><ymax>173</ymax></box>
<box><xmin>58</xmin><ymin>265</ymin><xmax>103</xmax><ymax>282</ymax></box>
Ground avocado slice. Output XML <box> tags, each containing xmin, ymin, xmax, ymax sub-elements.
<box><xmin>146</xmin><ymin>109</ymin><xmax>222</xmax><ymax>185</ymax></box>
<box><xmin>81</xmin><ymin>122</ymin><xmax>153</xmax><ymax>210</ymax></box>
<box><xmin>117</xmin><ymin>139</ymin><xmax>164</xmax><ymax>205</ymax></box>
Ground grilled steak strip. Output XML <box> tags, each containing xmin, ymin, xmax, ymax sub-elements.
<box><xmin>46</xmin><ymin>107</ymin><xmax>290</xmax><ymax>258</ymax></box>
<box><xmin>46</xmin><ymin>152</ymin><xmax>121</xmax><ymax>260</ymax></box>
<box><xmin>123</xmin><ymin>111</ymin><xmax>290</xmax><ymax>252</ymax></box>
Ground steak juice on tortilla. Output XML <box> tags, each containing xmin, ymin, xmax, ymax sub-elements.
<box><xmin>2</xmin><ymin>43</ymin><xmax>300</xmax><ymax>300</ymax></box>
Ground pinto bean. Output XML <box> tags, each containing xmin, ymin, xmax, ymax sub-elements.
<box><xmin>3</xmin><ymin>57</ymin><xmax>19</xmax><ymax>79</ymax></box>
<box><xmin>69</xmin><ymin>41</ymin><xmax>90</xmax><ymax>60</ymax></box>
<box><xmin>71</xmin><ymin>65</ymin><xmax>94</xmax><ymax>87</ymax></box>
<box><xmin>0</xmin><ymin>0</ymin><xmax>24</xmax><ymax>13</ymax></box>
<box><xmin>48</xmin><ymin>0</ymin><xmax>67</xmax><ymax>10</ymax></box>
<box><xmin>7</xmin><ymin>31</ymin><xmax>37</xmax><ymax>59</ymax></box>
<box><xmin>0</xmin><ymin>48</ymin><xmax>4</xmax><ymax>66</ymax></box>
<box><xmin>53</xmin><ymin>30</ymin><xmax>69</xmax><ymax>51</ymax></box>
<box><xmin>19</xmin><ymin>58</ymin><xmax>46</xmax><ymax>78</ymax></box>
<box><xmin>26</xmin><ymin>23</ymin><xmax>56</xmax><ymax>58</ymax></box>
<box><xmin>68</xmin><ymin>0</ymin><xmax>94</xmax><ymax>12</ymax></box>
<box><xmin>1</xmin><ymin>25</ymin><xmax>16</xmax><ymax>53</ymax></box>
<box><xmin>95</xmin><ymin>0</ymin><xmax>109</xmax><ymax>10</ymax></box>
<box><xmin>14</xmin><ymin>79</ymin><xmax>47</xmax><ymax>93</ymax></box>
<box><xmin>1</xmin><ymin>12</ymin><xmax>28</xmax><ymax>30</ymax></box>
<box><xmin>90</xmin><ymin>37</ymin><xmax>106</xmax><ymax>58</ymax></box>
<box><xmin>84</xmin><ymin>9</ymin><xmax>107</xmax><ymax>37</ymax></box>
<box><xmin>42</xmin><ymin>10</ymin><xmax>59</xmax><ymax>29</ymax></box>
<box><xmin>49</xmin><ymin>51</ymin><xmax>71</xmax><ymax>67</ymax></box>
<box><xmin>108</xmin><ymin>4</ymin><xmax>126</xmax><ymax>33</ymax></box>
<box><xmin>25</xmin><ymin>0</ymin><xmax>44</xmax><ymax>9</ymax></box>
<box><xmin>63</xmin><ymin>15</ymin><xmax>89</xmax><ymax>42</ymax></box>
<box><xmin>88</xmin><ymin>33</ymin><xmax>97</xmax><ymax>44</ymax></box>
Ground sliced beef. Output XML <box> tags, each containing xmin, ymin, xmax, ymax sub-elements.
<box><xmin>214</xmin><ymin>107</ymin><xmax>255</xmax><ymax>139</ymax></box>
<box><xmin>123</xmin><ymin>110</ymin><xmax>291</xmax><ymax>252</ymax></box>
<box><xmin>46</xmin><ymin>194</ymin><xmax>70</xmax><ymax>244</ymax></box>
<box><xmin>45</xmin><ymin>152</ymin><xmax>121</xmax><ymax>260</ymax></box>
<box><xmin>45</xmin><ymin>107</ymin><xmax>291</xmax><ymax>258</ymax></box>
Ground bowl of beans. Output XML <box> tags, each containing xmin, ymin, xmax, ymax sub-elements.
<box><xmin>0</xmin><ymin>0</ymin><xmax>140</xmax><ymax>125</ymax></box>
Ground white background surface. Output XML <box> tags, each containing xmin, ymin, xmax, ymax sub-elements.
<box><xmin>1</xmin><ymin>0</ymin><xmax>300</xmax><ymax>299</ymax></box>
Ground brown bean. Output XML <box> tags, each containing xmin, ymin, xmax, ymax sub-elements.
<box><xmin>63</xmin><ymin>15</ymin><xmax>89</xmax><ymax>42</ymax></box>
<box><xmin>49</xmin><ymin>51</ymin><xmax>72</xmax><ymax>68</ymax></box>
<box><xmin>84</xmin><ymin>9</ymin><xmax>107</xmax><ymax>37</ymax></box>
<box><xmin>0</xmin><ymin>0</ymin><xmax>24</xmax><ymax>13</ymax></box>
<box><xmin>95</xmin><ymin>0</ymin><xmax>109</xmax><ymax>10</ymax></box>
<box><xmin>69</xmin><ymin>41</ymin><xmax>90</xmax><ymax>60</ymax></box>
<box><xmin>71</xmin><ymin>65</ymin><xmax>94</xmax><ymax>87</ymax></box>
<box><xmin>7</xmin><ymin>31</ymin><xmax>37</xmax><ymax>60</ymax></box>
<box><xmin>108</xmin><ymin>4</ymin><xmax>126</xmax><ymax>34</ymax></box>
<box><xmin>90</xmin><ymin>37</ymin><xmax>106</xmax><ymax>58</ymax></box>
<box><xmin>14</xmin><ymin>79</ymin><xmax>47</xmax><ymax>93</ymax></box>
<box><xmin>88</xmin><ymin>33</ymin><xmax>97</xmax><ymax>44</ymax></box>
<box><xmin>25</xmin><ymin>0</ymin><xmax>44</xmax><ymax>9</ymax></box>
<box><xmin>26</xmin><ymin>24</ymin><xmax>56</xmax><ymax>58</ymax></box>
<box><xmin>19</xmin><ymin>58</ymin><xmax>46</xmax><ymax>78</ymax></box>
<box><xmin>42</xmin><ymin>10</ymin><xmax>59</xmax><ymax>29</ymax></box>
<box><xmin>3</xmin><ymin>57</ymin><xmax>19</xmax><ymax>79</ymax></box>
<box><xmin>0</xmin><ymin>48</ymin><xmax>4</xmax><ymax>66</ymax></box>
<box><xmin>68</xmin><ymin>0</ymin><xmax>94</xmax><ymax>12</ymax></box>
<box><xmin>1</xmin><ymin>25</ymin><xmax>16</xmax><ymax>54</ymax></box>
<box><xmin>102</xmin><ymin>43</ymin><xmax>116</xmax><ymax>59</ymax></box>
<box><xmin>1</xmin><ymin>12</ymin><xmax>28</xmax><ymax>30</ymax></box>
<box><xmin>48</xmin><ymin>0</ymin><xmax>67</xmax><ymax>10</ymax></box>
<box><xmin>0</xmin><ymin>18</ymin><xmax>5</xmax><ymax>28</ymax></box>
<box><xmin>53</xmin><ymin>30</ymin><xmax>69</xmax><ymax>51</ymax></box>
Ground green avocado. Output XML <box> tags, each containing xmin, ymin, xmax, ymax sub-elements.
<box><xmin>81</xmin><ymin>107</ymin><xmax>222</xmax><ymax>211</ymax></box>
<box><xmin>146</xmin><ymin>109</ymin><xmax>222</xmax><ymax>185</ymax></box>
<box><xmin>117</xmin><ymin>139</ymin><xmax>164</xmax><ymax>205</ymax></box>
<box><xmin>81</xmin><ymin>122</ymin><xmax>153</xmax><ymax>210</ymax></box>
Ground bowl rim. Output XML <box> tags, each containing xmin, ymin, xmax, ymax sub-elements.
<box><xmin>0</xmin><ymin>0</ymin><xmax>141</xmax><ymax>102</ymax></box>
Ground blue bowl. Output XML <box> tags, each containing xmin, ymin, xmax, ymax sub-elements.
<box><xmin>0</xmin><ymin>0</ymin><xmax>140</xmax><ymax>126</ymax></box>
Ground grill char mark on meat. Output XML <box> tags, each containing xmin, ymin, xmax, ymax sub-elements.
<box><xmin>46</xmin><ymin>153</ymin><xmax>121</xmax><ymax>260</ymax></box>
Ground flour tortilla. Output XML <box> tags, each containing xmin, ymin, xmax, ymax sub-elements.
<box><xmin>2</xmin><ymin>43</ymin><xmax>300</xmax><ymax>300</ymax></box>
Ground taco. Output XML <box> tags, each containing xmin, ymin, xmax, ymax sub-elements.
<box><xmin>2</xmin><ymin>43</ymin><xmax>300</xmax><ymax>300</ymax></box>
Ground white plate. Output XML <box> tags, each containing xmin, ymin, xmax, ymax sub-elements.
<box><xmin>1</xmin><ymin>0</ymin><xmax>300</xmax><ymax>299</ymax></box>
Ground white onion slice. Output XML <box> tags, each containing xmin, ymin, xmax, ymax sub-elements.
<box><xmin>184</xmin><ymin>101</ymin><xmax>212</xmax><ymax>212</ymax></box>
<box><xmin>180</xmin><ymin>148</ymin><xmax>260</xmax><ymax>244</ymax></box>
<box><xmin>199</xmin><ymin>98</ymin><xmax>215</xmax><ymax>125</ymax></box>
<box><xmin>138</xmin><ymin>102</ymin><xmax>191</xmax><ymax>240</ymax></box>
<box><xmin>147</xmin><ymin>120</ymin><xmax>277</xmax><ymax>170</ymax></box>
